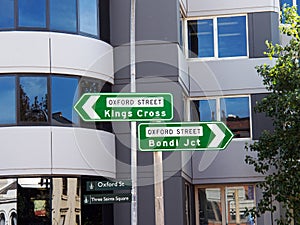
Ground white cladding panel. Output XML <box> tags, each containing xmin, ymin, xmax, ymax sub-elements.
<box><xmin>188</xmin><ymin>58</ymin><xmax>275</xmax><ymax>96</ymax></box>
<box><xmin>0</xmin><ymin>32</ymin><xmax>114</xmax><ymax>83</ymax></box>
<box><xmin>51</xmin><ymin>127</ymin><xmax>116</xmax><ymax>177</ymax></box>
<box><xmin>0</xmin><ymin>127</ymin><xmax>116</xmax><ymax>177</ymax></box>
<box><xmin>0</xmin><ymin>32</ymin><xmax>50</xmax><ymax>73</ymax></box>
<box><xmin>50</xmin><ymin>33</ymin><xmax>114</xmax><ymax>83</ymax></box>
<box><xmin>187</xmin><ymin>0</ymin><xmax>280</xmax><ymax>17</ymax></box>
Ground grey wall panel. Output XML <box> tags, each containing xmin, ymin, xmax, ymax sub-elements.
<box><xmin>136</xmin><ymin>0</ymin><xmax>179</xmax><ymax>43</ymax></box>
<box><xmin>137</xmin><ymin>185</ymin><xmax>156</xmax><ymax>225</ymax></box>
<box><xmin>110</xmin><ymin>0</ymin><xmax>131</xmax><ymax>46</ymax></box>
<box><xmin>135</xmin><ymin>43</ymin><xmax>180</xmax><ymax>79</ymax></box>
<box><xmin>248</xmin><ymin>12</ymin><xmax>280</xmax><ymax>58</ymax></box>
<box><xmin>188</xmin><ymin>58</ymin><xmax>274</xmax><ymax>97</ymax></box>
<box><xmin>187</xmin><ymin>0</ymin><xmax>279</xmax><ymax>17</ymax></box>
<box><xmin>113</xmin><ymin>202</ymin><xmax>131</xmax><ymax>225</ymax></box>
<box><xmin>251</xmin><ymin>93</ymin><xmax>274</xmax><ymax>140</ymax></box>
<box><xmin>164</xmin><ymin>176</ymin><xmax>185</xmax><ymax>225</ymax></box>
<box><xmin>192</xmin><ymin>140</ymin><xmax>264</xmax><ymax>184</ymax></box>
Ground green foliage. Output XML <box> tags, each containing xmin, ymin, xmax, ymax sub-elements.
<box><xmin>245</xmin><ymin>6</ymin><xmax>300</xmax><ymax>225</ymax></box>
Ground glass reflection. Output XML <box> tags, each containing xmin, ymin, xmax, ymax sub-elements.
<box><xmin>225</xmin><ymin>186</ymin><xmax>255</xmax><ymax>225</ymax></box>
<box><xmin>18</xmin><ymin>0</ymin><xmax>46</xmax><ymax>28</ymax></box>
<box><xmin>18</xmin><ymin>178</ymin><xmax>51</xmax><ymax>225</ymax></box>
<box><xmin>0</xmin><ymin>0</ymin><xmax>14</xmax><ymax>29</ymax></box>
<box><xmin>198</xmin><ymin>188</ymin><xmax>222</xmax><ymax>225</ymax></box>
<box><xmin>50</xmin><ymin>0</ymin><xmax>77</xmax><ymax>33</ymax></box>
<box><xmin>19</xmin><ymin>76</ymin><xmax>48</xmax><ymax>122</ymax></box>
<box><xmin>52</xmin><ymin>76</ymin><xmax>79</xmax><ymax>125</ymax></box>
<box><xmin>0</xmin><ymin>76</ymin><xmax>16</xmax><ymax>124</ymax></box>
<box><xmin>0</xmin><ymin>179</ymin><xmax>17</xmax><ymax>225</ymax></box>
<box><xmin>79</xmin><ymin>0</ymin><xmax>99</xmax><ymax>36</ymax></box>
<box><xmin>217</xmin><ymin>16</ymin><xmax>247</xmax><ymax>58</ymax></box>
<box><xmin>220</xmin><ymin>97</ymin><xmax>250</xmax><ymax>138</ymax></box>
<box><xmin>199</xmin><ymin>99</ymin><xmax>216</xmax><ymax>121</ymax></box>
<box><xmin>52</xmin><ymin>178</ymin><xmax>81</xmax><ymax>225</ymax></box>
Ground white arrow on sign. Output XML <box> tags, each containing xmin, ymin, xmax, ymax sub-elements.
<box><xmin>82</xmin><ymin>96</ymin><xmax>100</xmax><ymax>120</ymax></box>
<box><xmin>207</xmin><ymin>124</ymin><xmax>225</xmax><ymax>148</ymax></box>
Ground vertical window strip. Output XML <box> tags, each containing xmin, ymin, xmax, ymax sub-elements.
<box><xmin>213</xmin><ymin>18</ymin><xmax>218</xmax><ymax>58</ymax></box>
<box><xmin>186</xmin><ymin>15</ymin><xmax>248</xmax><ymax>59</ymax></box>
<box><xmin>0</xmin><ymin>0</ymin><xmax>99</xmax><ymax>38</ymax></box>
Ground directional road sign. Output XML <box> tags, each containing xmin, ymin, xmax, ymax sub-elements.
<box><xmin>74</xmin><ymin>93</ymin><xmax>173</xmax><ymax>121</ymax></box>
<box><xmin>138</xmin><ymin>122</ymin><xmax>234</xmax><ymax>151</ymax></box>
<box><xmin>86</xmin><ymin>180</ymin><xmax>132</xmax><ymax>191</ymax></box>
<box><xmin>83</xmin><ymin>193</ymin><xmax>132</xmax><ymax>204</ymax></box>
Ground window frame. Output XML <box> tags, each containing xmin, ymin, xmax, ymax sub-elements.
<box><xmin>17</xmin><ymin>75</ymin><xmax>50</xmax><ymax>125</ymax></box>
<box><xmin>0</xmin><ymin>74</ymin><xmax>112</xmax><ymax>131</ymax></box>
<box><xmin>280</xmin><ymin>0</ymin><xmax>300</xmax><ymax>21</ymax></box>
<box><xmin>185</xmin><ymin>14</ymin><xmax>249</xmax><ymax>60</ymax></box>
<box><xmin>190</xmin><ymin>95</ymin><xmax>252</xmax><ymax>140</ymax></box>
<box><xmin>194</xmin><ymin>184</ymin><xmax>256</xmax><ymax>225</ymax></box>
<box><xmin>0</xmin><ymin>0</ymin><xmax>100</xmax><ymax>39</ymax></box>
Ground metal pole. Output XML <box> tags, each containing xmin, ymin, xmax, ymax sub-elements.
<box><xmin>130</xmin><ymin>0</ymin><xmax>137</xmax><ymax>224</ymax></box>
<box><xmin>153</xmin><ymin>151</ymin><xmax>165</xmax><ymax>225</ymax></box>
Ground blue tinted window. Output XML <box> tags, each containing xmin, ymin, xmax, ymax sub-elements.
<box><xmin>199</xmin><ymin>99</ymin><xmax>216</xmax><ymax>121</ymax></box>
<box><xmin>0</xmin><ymin>0</ymin><xmax>14</xmax><ymax>29</ymax></box>
<box><xmin>79</xmin><ymin>0</ymin><xmax>98</xmax><ymax>37</ymax></box>
<box><xmin>50</xmin><ymin>0</ymin><xmax>77</xmax><ymax>33</ymax></box>
<box><xmin>0</xmin><ymin>76</ymin><xmax>16</xmax><ymax>124</ymax></box>
<box><xmin>220</xmin><ymin>97</ymin><xmax>250</xmax><ymax>138</ymax></box>
<box><xmin>188</xmin><ymin>20</ymin><xmax>214</xmax><ymax>58</ymax></box>
<box><xmin>280</xmin><ymin>0</ymin><xmax>293</xmax><ymax>7</ymax></box>
<box><xmin>197</xmin><ymin>19</ymin><xmax>214</xmax><ymax>57</ymax></box>
<box><xmin>51</xmin><ymin>76</ymin><xmax>79</xmax><ymax>125</ymax></box>
<box><xmin>217</xmin><ymin>16</ymin><xmax>247</xmax><ymax>57</ymax></box>
<box><xmin>19</xmin><ymin>76</ymin><xmax>48</xmax><ymax>122</ymax></box>
<box><xmin>18</xmin><ymin>0</ymin><xmax>46</xmax><ymax>28</ymax></box>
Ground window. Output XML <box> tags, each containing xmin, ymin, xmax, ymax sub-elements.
<box><xmin>0</xmin><ymin>214</ymin><xmax>5</xmax><ymax>225</ymax></box>
<box><xmin>192</xmin><ymin>96</ymin><xmax>251</xmax><ymax>138</ymax></box>
<box><xmin>51</xmin><ymin>76</ymin><xmax>79</xmax><ymax>125</ymax></box>
<box><xmin>19</xmin><ymin>76</ymin><xmax>48</xmax><ymax>123</ymax></box>
<box><xmin>187</xmin><ymin>15</ymin><xmax>247</xmax><ymax>58</ymax></box>
<box><xmin>0</xmin><ymin>76</ymin><xmax>16</xmax><ymax>124</ymax></box>
<box><xmin>50</xmin><ymin>0</ymin><xmax>77</xmax><ymax>33</ymax></box>
<box><xmin>195</xmin><ymin>185</ymin><xmax>256</xmax><ymax>225</ymax></box>
<box><xmin>18</xmin><ymin>0</ymin><xmax>47</xmax><ymax>28</ymax></box>
<box><xmin>0</xmin><ymin>0</ymin><xmax>101</xmax><ymax>39</ymax></box>
<box><xmin>0</xmin><ymin>74</ymin><xmax>111</xmax><ymax>130</ymax></box>
<box><xmin>0</xmin><ymin>0</ymin><xmax>14</xmax><ymax>29</ymax></box>
<box><xmin>280</xmin><ymin>0</ymin><xmax>300</xmax><ymax>14</ymax></box>
<box><xmin>79</xmin><ymin>0</ymin><xmax>99</xmax><ymax>37</ymax></box>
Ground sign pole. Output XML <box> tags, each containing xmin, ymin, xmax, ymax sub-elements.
<box><xmin>154</xmin><ymin>151</ymin><xmax>165</xmax><ymax>225</ymax></box>
<box><xmin>130</xmin><ymin>0</ymin><xmax>137</xmax><ymax>224</ymax></box>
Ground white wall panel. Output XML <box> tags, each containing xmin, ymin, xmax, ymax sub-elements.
<box><xmin>0</xmin><ymin>32</ymin><xmax>50</xmax><ymax>73</ymax></box>
<box><xmin>0</xmin><ymin>32</ymin><xmax>114</xmax><ymax>83</ymax></box>
<box><xmin>0</xmin><ymin>127</ymin><xmax>116</xmax><ymax>178</ymax></box>
<box><xmin>51</xmin><ymin>127</ymin><xmax>116</xmax><ymax>178</ymax></box>
<box><xmin>188</xmin><ymin>58</ymin><xmax>275</xmax><ymax>97</ymax></box>
<box><xmin>0</xmin><ymin>127</ymin><xmax>52</xmax><ymax>176</ymax></box>
<box><xmin>187</xmin><ymin>0</ymin><xmax>280</xmax><ymax>17</ymax></box>
<box><xmin>192</xmin><ymin>140</ymin><xmax>264</xmax><ymax>184</ymax></box>
<box><xmin>50</xmin><ymin>33</ymin><xmax>114</xmax><ymax>83</ymax></box>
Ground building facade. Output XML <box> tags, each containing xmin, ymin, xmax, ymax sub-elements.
<box><xmin>0</xmin><ymin>0</ymin><xmax>291</xmax><ymax>224</ymax></box>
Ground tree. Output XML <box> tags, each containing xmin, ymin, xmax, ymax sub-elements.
<box><xmin>245</xmin><ymin>6</ymin><xmax>300</xmax><ymax>225</ymax></box>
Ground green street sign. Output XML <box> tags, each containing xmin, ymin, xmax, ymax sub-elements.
<box><xmin>83</xmin><ymin>193</ymin><xmax>131</xmax><ymax>204</ymax></box>
<box><xmin>74</xmin><ymin>93</ymin><xmax>173</xmax><ymax>121</ymax></box>
<box><xmin>138</xmin><ymin>122</ymin><xmax>234</xmax><ymax>151</ymax></box>
<box><xmin>86</xmin><ymin>180</ymin><xmax>132</xmax><ymax>191</ymax></box>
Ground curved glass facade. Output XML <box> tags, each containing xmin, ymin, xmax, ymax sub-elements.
<box><xmin>0</xmin><ymin>0</ymin><xmax>108</xmax><ymax>40</ymax></box>
<box><xmin>0</xmin><ymin>176</ymin><xmax>114</xmax><ymax>225</ymax></box>
<box><xmin>0</xmin><ymin>74</ymin><xmax>112</xmax><ymax>131</ymax></box>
